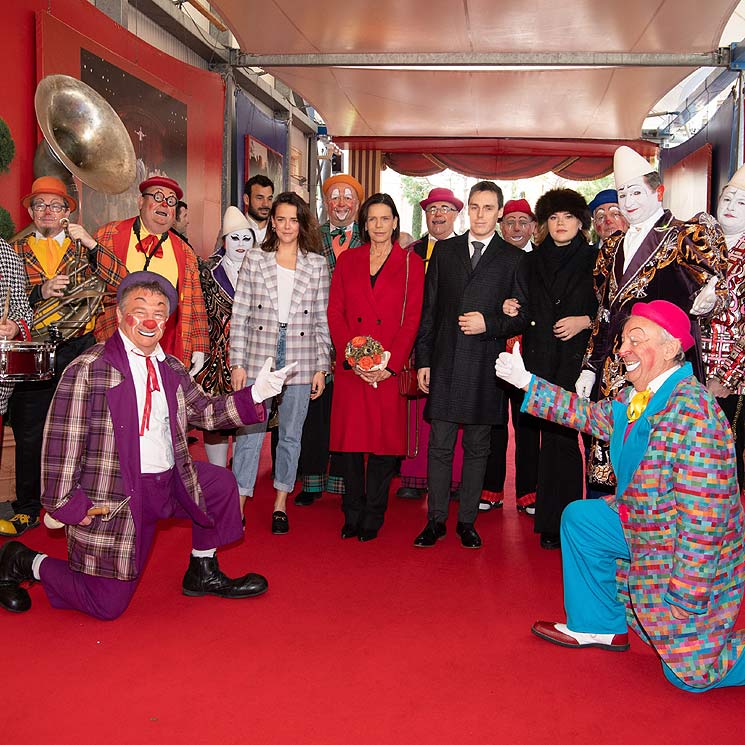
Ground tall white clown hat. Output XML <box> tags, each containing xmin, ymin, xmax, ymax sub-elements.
<box><xmin>726</xmin><ymin>163</ymin><xmax>745</xmax><ymax>192</ymax></box>
<box><xmin>222</xmin><ymin>205</ymin><xmax>250</xmax><ymax>237</ymax></box>
<box><xmin>614</xmin><ymin>146</ymin><xmax>656</xmax><ymax>190</ymax></box>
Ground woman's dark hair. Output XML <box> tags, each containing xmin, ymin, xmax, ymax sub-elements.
<box><xmin>357</xmin><ymin>193</ymin><xmax>401</xmax><ymax>244</ymax></box>
<box><xmin>262</xmin><ymin>191</ymin><xmax>322</xmax><ymax>255</ymax></box>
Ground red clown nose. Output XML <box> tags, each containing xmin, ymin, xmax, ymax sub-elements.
<box><xmin>142</xmin><ymin>318</ymin><xmax>158</xmax><ymax>330</ymax></box>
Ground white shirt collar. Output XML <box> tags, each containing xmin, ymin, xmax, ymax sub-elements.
<box><xmin>628</xmin><ymin>364</ymin><xmax>681</xmax><ymax>400</ymax></box>
<box><xmin>118</xmin><ymin>329</ymin><xmax>166</xmax><ymax>361</ymax></box>
<box><xmin>35</xmin><ymin>229</ymin><xmax>66</xmax><ymax>244</ymax></box>
<box><xmin>627</xmin><ymin>207</ymin><xmax>664</xmax><ymax>236</ymax></box>
<box><xmin>468</xmin><ymin>231</ymin><xmax>495</xmax><ymax>247</ymax></box>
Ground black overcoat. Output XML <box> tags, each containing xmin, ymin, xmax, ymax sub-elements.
<box><xmin>415</xmin><ymin>232</ymin><xmax>528</xmax><ymax>424</ymax></box>
<box><xmin>520</xmin><ymin>235</ymin><xmax>598</xmax><ymax>391</ymax></box>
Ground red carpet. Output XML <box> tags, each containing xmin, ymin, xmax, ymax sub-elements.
<box><xmin>6</xmin><ymin>435</ymin><xmax>745</xmax><ymax>745</ymax></box>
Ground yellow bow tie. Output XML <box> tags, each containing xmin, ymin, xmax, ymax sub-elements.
<box><xmin>627</xmin><ymin>389</ymin><xmax>652</xmax><ymax>422</ymax></box>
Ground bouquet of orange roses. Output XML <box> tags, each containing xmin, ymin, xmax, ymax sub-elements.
<box><xmin>344</xmin><ymin>335</ymin><xmax>391</xmax><ymax>387</ymax></box>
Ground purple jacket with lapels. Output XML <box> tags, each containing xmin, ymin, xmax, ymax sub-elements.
<box><xmin>41</xmin><ymin>331</ymin><xmax>265</xmax><ymax>581</ymax></box>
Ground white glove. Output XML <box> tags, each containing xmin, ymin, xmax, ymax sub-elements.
<box><xmin>690</xmin><ymin>275</ymin><xmax>719</xmax><ymax>317</ymax></box>
<box><xmin>190</xmin><ymin>351</ymin><xmax>206</xmax><ymax>375</ymax></box>
<box><xmin>575</xmin><ymin>369</ymin><xmax>596</xmax><ymax>398</ymax></box>
<box><xmin>251</xmin><ymin>357</ymin><xmax>299</xmax><ymax>403</ymax></box>
<box><xmin>494</xmin><ymin>341</ymin><xmax>532</xmax><ymax>390</ymax></box>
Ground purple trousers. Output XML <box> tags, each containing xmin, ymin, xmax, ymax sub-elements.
<box><xmin>39</xmin><ymin>462</ymin><xmax>242</xmax><ymax>620</ymax></box>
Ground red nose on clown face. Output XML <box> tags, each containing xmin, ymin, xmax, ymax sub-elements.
<box><xmin>142</xmin><ymin>318</ymin><xmax>158</xmax><ymax>330</ymax></box>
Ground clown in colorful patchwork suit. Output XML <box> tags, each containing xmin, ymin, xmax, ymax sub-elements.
<box><xmin>496</xmin><ymin>300</ymin><xmax>745</xmax><ymax>692</ymax></box>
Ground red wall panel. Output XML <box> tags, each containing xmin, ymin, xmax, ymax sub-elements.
<box><xmin>0</xmin><ymin>0</ymin><xmax>224</xmax><ymax>255</ymax></box>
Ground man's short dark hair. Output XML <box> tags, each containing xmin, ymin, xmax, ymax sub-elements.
<box><xmin>642</xmin><ymin>172</ymin><xmax>663</xmax><ymax>191</ymax></box>
<box><xmin>176</xmin><ymin>201</ymin><xmax>188</xmax><ymax>220</ymax></box>
<box><xmin>468</xmin><ymin>181</ymin><xmax>504</xmax><ymax>209</ymax></box>
<box><xmin>244</xmin><ymin>174</ymin><xmax>274</xmax><ymax>196</ymax></box>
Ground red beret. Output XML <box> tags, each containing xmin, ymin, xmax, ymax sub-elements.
<box><xmin>139</xmin><ymin>176</ymin><xmax>183</xmax><ymax>201</ymax></box>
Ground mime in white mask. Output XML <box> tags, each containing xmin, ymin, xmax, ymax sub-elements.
<box><xmin>194</xmin><ymin>206</ymin><xmax>256</xmax><ymax>467</ymax></box>
<box><xmin>701</xmin><ymin>164</ymin><xmax>745</xmax><ymax>486</ymax></box>
<box><xmin>576</xmin><ymin>145</ymin><xmax>726</xmax><ymax>489</ymax></box>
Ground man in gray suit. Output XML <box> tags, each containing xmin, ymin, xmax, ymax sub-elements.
<box><xmin>413</xmin><ymin>181</ymin><xmax>528</xmax><ymax>548</ymax></box>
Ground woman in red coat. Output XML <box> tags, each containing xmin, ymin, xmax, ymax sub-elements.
<box><xmin>328</xmin><ymin>194</ymin><xmax>424</xmax><ymax>541</ymax></box>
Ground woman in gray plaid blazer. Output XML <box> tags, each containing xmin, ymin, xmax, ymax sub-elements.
<box><xmin>230</xmin><ymin>193</ymin><xmax>331</xmax><ymax>534</ymax></box>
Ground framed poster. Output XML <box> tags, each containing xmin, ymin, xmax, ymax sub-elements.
<box><xmin>245</xmin><ymin>135</ymin><xmax>284</xmax><ymax>192</ymax></box>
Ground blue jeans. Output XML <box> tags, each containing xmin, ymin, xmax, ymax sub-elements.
<box><xmin>232</xmin><ymin>328</ymin><xmax>311</xmax><ymax>495</ymax></box>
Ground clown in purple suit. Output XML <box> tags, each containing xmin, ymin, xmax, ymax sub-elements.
<box><xmin>0</xmin><ymin>271</ymin><xmax>294</xmax><ymax>620</ymax></box>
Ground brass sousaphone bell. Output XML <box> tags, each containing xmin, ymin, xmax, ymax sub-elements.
<box><xmin>30</xmin><ymin>74</ymin><xmax>137</xmax><ymax>341</ymax></box>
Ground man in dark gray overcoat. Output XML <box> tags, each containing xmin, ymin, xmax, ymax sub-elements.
<box><xmin>413</xmin><ymin>181</ymin><xmax>528</xmax><ymax>548</ymax></box>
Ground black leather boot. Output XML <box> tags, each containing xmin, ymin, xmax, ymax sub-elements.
<box><xmin>182</xmin><ymin>555</ymin><xmax>268</xmax><ymax>599</ymax></box>
<box><xmin>0</xmin><ymin>541</ymin><xmax>39</xmax><ymax>613</ymax></box>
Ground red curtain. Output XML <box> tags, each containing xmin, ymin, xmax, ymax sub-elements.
<box><xmin>341</xmin><ymin>137</ymin><xmax>657</xmax><ymax>182</ymax></box>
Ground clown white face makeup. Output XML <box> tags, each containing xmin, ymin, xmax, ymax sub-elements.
<box><xmin>717</xmin><ymin>187</ymin><xmax>745</xmax><ymax>237</ymax></box>
<box><xmin>617</xmin><ymin>178</ymin><xmax>663</xmax><ymax>226</ymax></box>
<box><xmin>224</xmin><ymin>230</ymin><xmax>255</xmax><ymax>263</ymax></box>
<box><xmin>117</xmin><ymin>289</ymin><xmax>169</xmax><ymax>356</ymax></box>
<box><xmin>326</xmin><ymin>186</ymin><xmax>359</xmax><ymax>228</ymax></box>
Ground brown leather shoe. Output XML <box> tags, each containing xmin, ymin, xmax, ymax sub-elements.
<box><xmin>532</xmin><ymin>621</ymin><xmax>629</xmax><ymax>651</ymax></box>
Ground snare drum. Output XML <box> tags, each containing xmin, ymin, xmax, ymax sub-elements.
<box><xmin>0</xmin><ymin>340</ymin><xmax>56</xmax><ymax>381</ymax></box>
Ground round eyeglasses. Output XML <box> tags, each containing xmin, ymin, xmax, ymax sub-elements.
<box><xmin>142</xmin><ymin>191</ymin><xmax>178</xmax><ymax>207</ymax></box>
<box><xmin>425</xmin><ymin>205</ymin><xmax>458</xmax><ymax>215</ymax></box>
<box><xmin>31</xmin><ymin>202</ymin><xmax>67</xmax><ymax>213</ymax></box>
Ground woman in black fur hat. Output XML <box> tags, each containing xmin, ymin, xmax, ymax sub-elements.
<box><xmin>503</xmin><ymin>188</ymin><xmax>598</xmax><ymax>549</ymax></box>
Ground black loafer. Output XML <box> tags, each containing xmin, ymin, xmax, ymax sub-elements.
<box><xmin>358</xmin><ymin>529</ymin><xmax>378</xmax><ymax>542</ymax></box>
<box><xmin>540</xmin><ymin>533</ymin><xmax>561</xmax><ymax>550</ymax></box>
<box><xmin>294</xmin><ymin>491</ymin><xmax>318</xmax><ymax>506</ymax></box>
<box><xmin>455</xmin><ymin>522</ymin><xmax>482</xmax><ymax>549</ymax></box>
<box><xmin>396</xmin><ymin>487</ymin><xmax>424</xmax><ymax>499</ymax></box>
<box><xmin>413</xmin><ymin>521</ymin><xmax>446</xmax><ymax>547</ymax></box>
<box><xmin>271</xmin><ymin>511</ymin><xmax>289</xmax><ymax>534</ymax></box>
<box><xmin>341</xmin><ymin>523</ymin><xmax>358</xmax><ymax>539</ymax></box>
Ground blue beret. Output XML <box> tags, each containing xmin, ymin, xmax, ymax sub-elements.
<box><xmin>117</xmin><ymin>271</ymin><xmax>178</xmax><ymax>317</ymax></box>
<box><xmin>588</xmin><ymin>189</ymin><xmax>619</xmax><ymax>215</ymax></box>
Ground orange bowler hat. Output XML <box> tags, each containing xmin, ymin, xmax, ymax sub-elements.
<box><xmin>322</xmin><ymin>174</ymin><xmax>364</xmax><ymax>203</ymax></box>
<box><xmin>21</xmin><ymin>176</ymin><xmax>77</xmax><ymax>212</ymax></box>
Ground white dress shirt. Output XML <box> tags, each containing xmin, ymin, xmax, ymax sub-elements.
<box><xmin>119</xmin><ymin>330</ymin><xmax>174</xmax><ymax>473</ymax></box>
<box><xmin>622</xmin><ymin>207</ymin><xmax>665</xmax><ymax>272</ymax></box>
<box><xmin>468</xmin><ymin>231</ymin><xmax>495</xmax><ymax>260</ymax></box>
<box><xmin>246</xmin><ymin>214</ymin><xmax>267</xmax><ymax>244</ymax></box>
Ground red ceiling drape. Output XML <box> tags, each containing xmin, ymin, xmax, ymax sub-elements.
<box><xmin>335</xmin><ymin>138</ymin><xmax>658</xmax><ymax>182</ymax></box>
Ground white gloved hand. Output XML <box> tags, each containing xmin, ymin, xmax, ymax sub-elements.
<box><xmin>190</xmin><ymin>351</ymin><xmax>206</xmax><ymax>375</ymax></box>
<box><xmin>575</xmin><ymin>369</ymin><xmax>596</xmax><ymax>398</ymax></box>
<box><xmin>494</xmin><ymin>341</ymin><xmax>532</xmax><ymax>390</ymax></box>
<box><xmin>251</xmin><ymin>357</ymin><xmax>299</xmax><ymax>403</ymax></box>
<box><xmin>690</xmin><ymin>275</ymin><xmax>719</xmax><ymax>316</ymax></box>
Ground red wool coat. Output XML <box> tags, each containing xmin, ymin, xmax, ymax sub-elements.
<box><xmin>328</xmin><ymin>243</ymin><xmax>424</xmax><ymax>455</ymax></box>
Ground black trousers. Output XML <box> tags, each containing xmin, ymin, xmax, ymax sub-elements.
<box><xmin>718</xmin><ymin>394</ymin><xmax>745</xmax><ymax>489</ymax></box>
<box><xmin>8</xmin><ymin>333</ymin><xmax>95</xmax><ymax>518</ymax></box>
<box><xmin>427</xmin><ymin>419</ymin><xmax>491</xmax><ymax>524</ymax></box>
<box><xmin>483</xmin><ymin>387</ymin><xmax>539</xmax><ymax>496</ymax></box>
<box><xmin>337</xmin><ymin>452</ymin><xmax>397</xmax><ymax>532</ymax></box>
<box><xmin>533</xmin><ymin>418</ymin><xmax>584</xmax><ymax>536</ymax></box>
